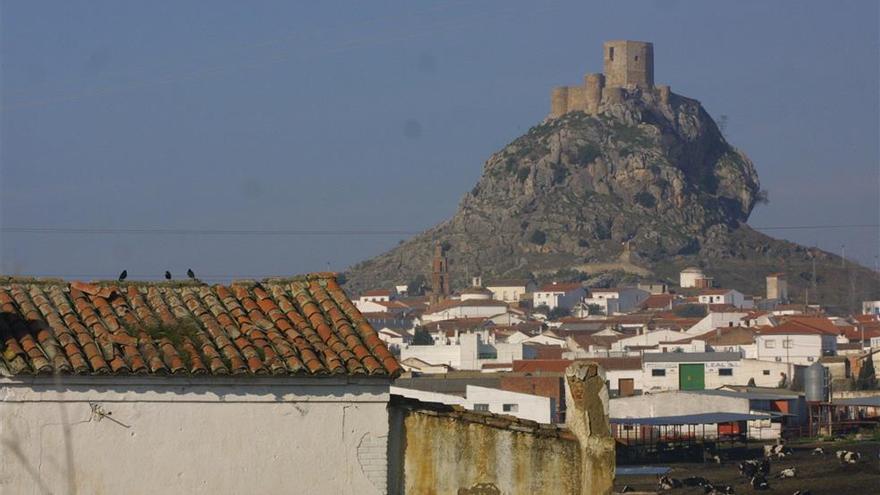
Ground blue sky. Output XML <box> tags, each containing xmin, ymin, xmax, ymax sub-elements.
<box><xmin>1</xmin><ymin>0</ymin><xmax>878</xmax><ymax>281</ymax></box>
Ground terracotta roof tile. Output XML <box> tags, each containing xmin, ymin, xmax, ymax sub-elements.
<box><xmin>0</xmin><ymin>274</ymin><xmax>399</xmax><ymax>377</ymax></box>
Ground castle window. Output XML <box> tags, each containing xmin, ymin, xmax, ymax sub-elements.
<box><xmin>609</xmin><ymin>47</ymin><xmax>614</xmax><ymax>60</ymax></box>
<box><xmin>635</xmin><ymin>55</ymin><xmax>639</xmax><ymax>61</ymax></box>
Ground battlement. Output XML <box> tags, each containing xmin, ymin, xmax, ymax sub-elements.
<box><xmin>550</xmin><ymin>40</ymin><xmax>665</xmax><ymax>118</ymax></box>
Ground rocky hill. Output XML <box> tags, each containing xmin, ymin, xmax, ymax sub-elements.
<box><xmin>344</xmin><ymin>88</ymin><xmax>879</xmax><ymax>314</ymax></box>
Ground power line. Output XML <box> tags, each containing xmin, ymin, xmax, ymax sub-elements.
<box><xmin>1</xmin><ymin>224</ymin><xmax>877</xmax><ymax>237</ymax></box>
<box><xmin>0</xmin><ymin>227</ymin><xmax>420</xmax><ymax>236</ymax></box>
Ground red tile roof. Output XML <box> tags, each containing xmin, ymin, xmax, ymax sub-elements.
<box><xmin>642</xmin><ymin>294</ymin><xmax>675</xmax><ymax>310</ymax></box>
<box><xmin>0</xmin><ymin>274</ymin><xmax>400</xmax><ymax>377</ymax></box>
<box><xmin>424</xmin><ymin>298</ymin><xmax>508</xmax><ymax>314</ymax></box>
<box><xmin>361</xmin><ymin>289</ymin><xmax>393</xmax><ymax>297</ymax></box>
<box><xmin>537</xmin><ymin>282</ymin><xmax>583</xmax><ymax>292</ymax></box>
<box><xmin>757</xmin><ymin>322</ymin><xmax>826</xmax><ymax>336</ymax></box>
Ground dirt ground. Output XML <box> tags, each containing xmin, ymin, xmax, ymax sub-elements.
<box><xmin>615</xmin><ymin>441</ymin><xmax>880</xmax><ymax>495</ymax></box>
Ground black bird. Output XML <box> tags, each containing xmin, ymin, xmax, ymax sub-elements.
<box><xmin>187</xmin><ymin>268</ymin><xmax>195</xmax><ymax>280</ymax></box>
<box><xmin>118</xmin><ymin>270</ymin><xmax>127</xmax><ymax>281</ymax></box>
<box><xmin>164</xmin><ymin>271</ymin><xmax>172</xmax><ymax>280</ymax></box>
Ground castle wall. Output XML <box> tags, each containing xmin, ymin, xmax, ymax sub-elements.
<box><xmin>551</xmin><ymin>87</ymin><xmax>569</xmax><ymax>117</ymax></box>
<box><xmin>566</xmin><ymin>86</ymin><xmax>587</xmax><ymax>113</ymax></box>
<box><xmin>585</xmin><ymin>73</ymin><xmax>604</xmax><ymax>114</ymax></box>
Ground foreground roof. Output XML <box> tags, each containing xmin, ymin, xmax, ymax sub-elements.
<box><xmin>0</xmin><ymin>274</ymin><xmax>400</xmax><ymax>377</ymax></box>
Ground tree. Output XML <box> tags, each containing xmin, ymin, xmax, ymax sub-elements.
<box><xmin>407</xmin><ymin>275</ymin><xmax>427</xmax><ymax>296</ymax></box>
<box><xmin>411</xmin><ymin>328</ymin><xmax>434</xmax><ymax>346</ymax></box>
<box><xmin>854</xmin><ymin>356</ymin><xmax>877</xmax><ymax>390</ymax></box>
<box><xmin>533</xmin><ymin>304</ymin><xmax>550</xmax><ymax>316</ymax></box>
<box><xmin>672</xmin><ymin>304</ymin><xmax>708</xmax><ymax>318</ymax></box>
<box><xmin>586</xmin><ymin>303</ymin><xmax>605</xmax><ymax>316</ymax></box>
<box><xmin>548</xmin><ymin>306</ymin><xmax>571</xmax><ymax>320</ymax></box>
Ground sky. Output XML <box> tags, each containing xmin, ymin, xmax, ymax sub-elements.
<box><xmin>1</xmin><ymin>0</ymin><xmax>878</xmax><ymax>282</ymax></box>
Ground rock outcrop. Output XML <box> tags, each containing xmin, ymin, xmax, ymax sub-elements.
<box><xmin>345</xmin><ymin>89</ymin><xmax>879</xmax><ymax>313</ymax></box>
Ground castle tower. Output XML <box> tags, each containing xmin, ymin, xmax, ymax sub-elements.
<box><xmin>430</xmin><ymin>241</ymin><xmax>450</xmax><ymax>304</ymax></box>
<box><xmin>602</xmin><ymin>40</ymin><xmax>654</xmax><ymax>89</ymax></box>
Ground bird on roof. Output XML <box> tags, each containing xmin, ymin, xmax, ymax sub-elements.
<box><xmin>187</xmin><ymin>268</ymin><xmax>195</xmax><ymax>280</ymax></box>
<box><xmin>164</xmin><ymin>271</ymin><xmax>172</xmax><ymax>280</ymax></box>
<box><xmin>118</xmin><ymin>270</ymin><xmax>127</xmax><ymax>281</ymax></box>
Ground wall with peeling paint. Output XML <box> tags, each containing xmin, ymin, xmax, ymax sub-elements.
<box><xmin>0</xmin><ymin>376</ymin><xmax>391</xmax><ymax>495</ymax></box>
<box><xmin>389</xmin><ymin>398</ymin><xmax>582</xmax><ymax>495</ymax></box>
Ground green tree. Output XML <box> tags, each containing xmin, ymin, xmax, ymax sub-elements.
<box><xmin>548</xmin><ymin>306</ymin><xmax>571</xmax><ymax>320</ymax></box>
<box><xmin>411</xmin><ymin>328</ymin><xmax>434</xmax><ymax>345</ymax></box>
<box><xmin>854</xmin><ymin>356</ymin><xmax>877</xmax><ymax>390</ymax></box>
<box><xmin>672</xmin><ymin>304</ymin><xmax>708</xmax><ymax>318</ymax></box>
<box><xmin>586</xmin><ymin>303</ymin><xmax>605</xmax><ymax>316</ymax></box>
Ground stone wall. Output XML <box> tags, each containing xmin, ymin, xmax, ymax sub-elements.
<box><xmin>389</xmin><ymin>397</ymin><xmax>581</xmax><ymax>494</ymax></box>
<box><xmin>389</xmin><ymin>361</ymin><xmax>615</xmax><ymax>494</ymax></box>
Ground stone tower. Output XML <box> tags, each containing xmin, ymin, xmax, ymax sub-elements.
<box><xmin>766</xmin><ymin>273</ymin><xmax>789</xmax><ymax>302</ymax></box>
<box><xmin>603</xmin><ymin>40</ymin><xmax>654</xmax><ymax>89</ymax></box>
<box><xmin>550</xmin><ymin>40</ymin><xmax>662</xmax><ymax>118</ymax></box>
<box><xmin>430</xmin><ymin>241</ymin><xmax>450</xmax><ymax>304</ymax></box>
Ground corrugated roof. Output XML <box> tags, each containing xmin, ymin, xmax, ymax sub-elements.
<box><xmin>612</xmin><ymin>412</ymin><xmax>772</xmax><ymax>425</ymax></box>
<box><xmin>0</xmin><ymin>274</ymin><xmax>400</xmax><ymax>377</ymax></box>
<box><xmin>832</xmin><ymin>396</ymin><xmax>880</xmax><ymax>407</ymax></box>
<box><xmin>642</xmin><ymin>351</ymin><xmax>742</xmax><ymax>363</ymax></box>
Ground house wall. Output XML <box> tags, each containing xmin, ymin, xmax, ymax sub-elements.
<box><xmin>400</xmin><ymin>344</ymin><xmax>463</xmax><ymax>368</ymax></box>
<box><xmin>487</xmin><ymin>286</ymin><xmax>527</xmax><ymax>303</ymax></box>
<box><xmin>0</xmin><ymin>376</ymin><xmax>391</xmax><ymax>495</ymax></box>
<box><xmin>465</xmin><ymin>385</ymin><xmax>554</xmax><ymax>424</ymax></box>
<box><xmin>421</xmin><ymin>305</ymin><xmax>508</xmax><ymax>322</ymax></box>
<box><xmin>641</xmin><ymin>359</ymin><xmax>795</xmax><ymax>391</ymax></box>
<box><xmin>755</xmin><ymin>334</ymin><xmax>831</xmax><ymax>365</ymax></box>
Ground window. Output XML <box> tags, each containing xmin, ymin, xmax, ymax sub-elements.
<box><xmin>609</xmin><ymin>47</ymin><xmax>615</xmax><ymax>60</ymax></box>
<box><xmin>807</xmin><ymin>356</ymin><xmax>815</xmax><ymax>362</ymax></box>
<box><xmin>765</xmin><ymin>340</ymin><xmax>775</xmax><ymax>349</ymax></box>
<box><xmin>473</xmin><ymin>404</ymin><xmax>489</xmax><ymax>412</ymax></box>
<box><xmin>634</xmin><ymin>55</ymin><xmax>639</xmax><ymax>61</ymax></box>
<box><xmin>763</xmin><ymin>370</ymin><xmax>770</xmax><ymax>375</ymax></box>
<box><xmin>502</xmin><ymin>404</ymin><xmax>518</xmax><ymax>413</ymax></box>
<box><xmin>652</xmin><ymin>369</ymin><xmax>666</xmax><ymax>377</ymax></box>
<box><xmin>782</xmin><ymin>339</ymin><xmax>792</xmax><ymax>349</ymax></box>
<box><xmin>719</xmin><ymin>368</ymin><xmax>733</xmax><ymax>376</ymax></box>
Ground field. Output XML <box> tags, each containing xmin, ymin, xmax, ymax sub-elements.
<box><xmin>615</xmin><ymin>441</ymin><xmax>880</xmax><ymax>494</ymax></box>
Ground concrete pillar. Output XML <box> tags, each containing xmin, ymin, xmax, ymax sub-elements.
<box><xmin>565</xmin><ymin>362</ymin><xmax>615</xmax><ymax>495</ymax></box>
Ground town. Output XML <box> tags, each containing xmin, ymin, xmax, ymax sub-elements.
<box><xmin>1</xmin><ymin>3</ymin><xmax>878</xmax><ymax>494</ymax></box>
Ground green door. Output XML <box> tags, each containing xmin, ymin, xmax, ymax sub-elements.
<box><xmin>679</xmin><ymin>364</ymin><xmax>705</xmax><ymax>390</ymax></box>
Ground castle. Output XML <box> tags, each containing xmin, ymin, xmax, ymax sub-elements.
<box><xmin>550</xmin><ymin>40</ymin><xmax>671</xmax><ymax>117</ymax></box>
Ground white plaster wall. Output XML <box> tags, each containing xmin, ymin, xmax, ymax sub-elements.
<box><xmin>487</xmin><ymin>286</ymin><xmax>526</xmax><ymax>303</ymax></box>
<box><xmin>421</xmin><ymin>305</ymin><xmax>509</xmax><ymax>323</ymax></box>
<box><xmin>610</xmin><ymin>391</ymin><xmax>748</xmax><ymax>418</ymax></box>
<box><xmin>400</xmin><ymin>344</ymin><xmax>462</xmax><ymax>368</ymax></box>
<box><xmin>686</xmin><ymin>313</ymin><xmax>748</xmax><ymax>335</ymax></box>
<box><xmin>464</xmin><ymin>386</ymin><xmax>553</xmax><ymax>424</ymax></box>
<box><xmin>640</xmin><ymin>359</ymin><xmax>795</xmax><ymax>392</ymax></box>
<box><xmin>755</xmin><ymin>334</ymin><xmax>824</xmax><ymax>365</ymax></box>
<box><xmin>0</xmin><ymin>377</ymin><xmax>390</xmax><ymax>495</ymax></box>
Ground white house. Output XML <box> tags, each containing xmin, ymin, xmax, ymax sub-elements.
<box><xmin>698</xmin><ymin>289</ymin><xmax>752</xmax><ymax>308</ymax></box>
<box><xmin>686</xmin><ymin>312</ymin><xmax>749</xmax><ymax>335</ymax></box>
<box><xmin>399</xmin><ymin>330</ymin><xmax>536</xmax><ymax>370</ymax></box>
<box><xmin>863</xmin><ymin>300</ymin><xmax>880</xmax><ymax>316</ymax></box>
<box><xmin>585</xmin><ymin>287</ymin><xmax>650</xmax><ymax>315</ymax></box>
<box><xmin>611</xmin><ymin>329</ymin><xmax>696</xmax><ymax>352</ymax></box>
<box><xmin>485</xmin><ymin>279</ymin><xmax>534</xmax><ymax>303</ymax></box>
<box><xmin>390</xmin><ymin>385</ymin><xmax>555</xmax><ymax>424</ymax></box>
<box><xmin>0</xmin><ymin>276</ymin><xmax>400</xmax><ymax>495</ymax></box>
<box><xmin>755</xmin><ymin>324</ymin><xmax>837</xmax><ymax>365</ymax></box>
<box><xmin>641</xmin><ymin>352</ymin><xmax>798</xmax><ymax>392</ymax></box>
<box><xmin>680</xmin><ymin>267</ymin><xmax>709</xmax><ymax>288</ymax></box>
<box><xmin>421</xmin><ymin>299</ymin><xmax>511</xmax><ymax>323</ymax></box>
<box><xmin>533</xmin><ymin>282</ymin><xmax>586</xmax><ymax>311</ymax></box>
